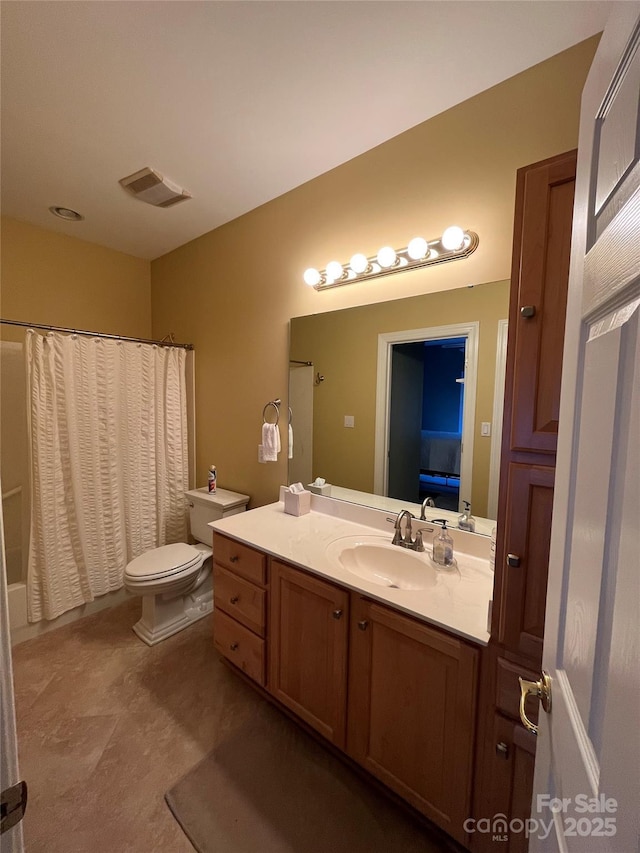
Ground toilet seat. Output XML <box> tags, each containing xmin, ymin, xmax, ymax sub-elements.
<box><xmin>125</xmin><ymin>542</ymin><xmax>204</xmax><ymax>583</ymax></box>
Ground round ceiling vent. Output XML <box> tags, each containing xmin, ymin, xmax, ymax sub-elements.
<box><xmin>49</xmin><ymin>206</ymin><xmax>84</xmax><ymax>221</ymax></box>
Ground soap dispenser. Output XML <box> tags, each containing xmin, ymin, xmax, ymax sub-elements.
<box><xmin>432</xmin><ymin>521</ymin><xmax>454</xmax><ymax>567</ymax></box>
<box><xmin>458</xmin><ymin>500</ymin><xmax>475</xmax><ymax>533</ymax></box>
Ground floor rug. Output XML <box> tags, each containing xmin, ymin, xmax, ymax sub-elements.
<box><xmin>166</xmin><ymin>700</ymin><xmax>459</xmax><ymax>853</ymax></box>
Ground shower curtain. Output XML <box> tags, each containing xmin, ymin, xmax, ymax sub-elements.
<box><xmin>25</xmin><ymin>330</ymin><xmax>189</xmax><ymax>622</ymax></box>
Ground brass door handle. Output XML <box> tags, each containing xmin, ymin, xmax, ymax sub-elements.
<box><xmin>518</xmin><ymin>671</ymin><xmax>552</xmax><ymax>735</ymax></box>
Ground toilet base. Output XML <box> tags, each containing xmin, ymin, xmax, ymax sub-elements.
<box><xmin>132</xmin><ymin>575</ymin><xmax>214</xmax><ymax>646</ymax></box>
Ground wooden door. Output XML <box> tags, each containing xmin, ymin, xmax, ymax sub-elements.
<box><xmin>530</xmin><ymin>7</ymin><xmax>640</xmax><ymax>852</ymax></box>
<box><xmin>269</xmin><ymin>560</ymin><xmax>349</xmax><ymax>748</ymax></box>
<box><xmin>347</xmin><ymin>596</ymin><xmax>478</xmax><ymax>845</ymax></box>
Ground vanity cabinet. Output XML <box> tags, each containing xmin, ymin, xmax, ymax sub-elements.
<box><xmin>348</xmin><ymin>595</ymin><xmax>479</xmax><ymax>845</ymax></box>
<box><xmin>214</xmin><ymin>549</ymin><xmax>482</xmax><ymax>847</ymax></box>
<box><xmin>212</xmin><ymin>533</ymin><xmax>268</xmax><ymax>687</ymax></box>
<box><xmin>269</xmin><ymin>559</ymin><xmax>349</xmax><ymax>748</ymax></box>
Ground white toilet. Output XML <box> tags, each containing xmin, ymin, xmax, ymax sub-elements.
<box><xmin>124</xmin><ymin>487</ymin><xmax>249</xmax><ymax>645</ymax></box>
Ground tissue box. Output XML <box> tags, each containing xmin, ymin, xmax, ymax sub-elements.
<box><xmin>284</xmin><ymin>488</ymin><xmax>311</xmax><ymax>516</ymax></box>
<box><xmin>308</xmin><ymin>482</ymin><xmax>332</xmax><ymax>496</ymax></box>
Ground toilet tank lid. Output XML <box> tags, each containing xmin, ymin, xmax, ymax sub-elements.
<box><xmin>186</xmin><ymin>487</ymin><xmax>250</xmax><ymax>510</ymax></box>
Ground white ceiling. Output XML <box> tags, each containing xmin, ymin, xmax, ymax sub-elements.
<box><xmin>1</xmin><ymin>1</ymin><xmax>611</xmax><ymax>261</ymax></box>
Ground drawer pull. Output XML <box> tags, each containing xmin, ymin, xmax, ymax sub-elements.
<box><xmin>230</xmin><ymin>642</ymin><xmax>239</xmax><ymax>651</ymax></box>
<box><xmin>230</xmin><ymin>555</ymin><xmax>239</xmax><ymax>563</ymax></box>
<box><xmin>496</xmin><ymin>741</ymin><xmax>509</xmax><ymax>759</ymax></box>
<box><xmin>358</xmin><ymin>620</ymin><xmax>369</xmax><ymax>631</ymax></box>
<box><xmin>332</xmin><ymin>609</ymin><xmax>343</xmax><ymax>620</ymax></box>
<box><xmin>230</xmin><ymin>595</ymin><xmax>239</xmax><ymax>605</ymax></box>
<box><xmin>507</xmin><ymin>553</ymin><xmax>521</xmax><ymax>567</ymax></box>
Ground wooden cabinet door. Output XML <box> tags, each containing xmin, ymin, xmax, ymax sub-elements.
<box><xmin>507</xmin><ymin>149</ymin><xmax>576</xmax><ymax>455</ymax></box>
<box><xmin>472</xmin><ymin>712</ymin><xmax>536</xmax><ymax>853</ymax></box>
<box><xmin>269</xmin><ymin>560</ymin><xmax>349</xmax><ymax>748</ymax></box>
<box><xmin>347</xmin><ymin>596</ymin><xmax>478</xmax><ymax>844</ymax></box>
<box><xmin>496</xmin><ymin>463</ymin><xmax>555</xmax><ymax>661</ymax></box>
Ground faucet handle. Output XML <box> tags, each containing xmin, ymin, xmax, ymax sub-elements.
<box><xmin>414</xmin><ymin>530</ymin><xmax>425</xmax><ymax>552</ymax></box>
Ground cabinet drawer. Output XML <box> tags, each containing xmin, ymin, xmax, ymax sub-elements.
<box><xmin>213</xmin><ymin>609</ymin><xmax>265</xmax><ymax>686</ymax></box>
<box><xmin>214</xmin><ymin>564</ymin><xmax>266</xmax><ymax>636</ymax></box>
<box><xmin>213</xmin><ymin>533</ymin><xmax>267</xmax><ymax>585</ymax></box>
<box><xmin>495</xmin><ymin>656</ymin><xmax>539</xmax><ymax>724</ymax></box>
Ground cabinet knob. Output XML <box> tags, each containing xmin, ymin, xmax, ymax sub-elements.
<box><xmin>520</xmin><ymin>305</ymin><xmax>536</xmax><ymax>318</ymax></box>
<box><xmin>230</xmin><ymin>555</ymin><xmax>239</xmax><ymax>563</ymax></box>
<box><xmin>230</xmin><ymin>641</ymin><xmax>239</xmax><ymax>651</ymax></box>
<box><xmin>332</xmin><ymin>609</ymin><xmax>343</xmax><ymax>620</ymax></box>
<box><xmin>358</xmin><ymin>620</ymin><xmax>369</xmax><ymax>631</ymax></box>
<box><xmin>496</xmin><ymin>741</ymin><xmax>509</xmax><ymax>759</ymax></box>
<box><xmin>507</xmin><ymin>553</ymin><xmax>521</xmax><ymax>567</ymax></box>
<box><xmin>230</xmin><ymin>595</ymin><xmax>239</xmax><ymax>605</ymax></box>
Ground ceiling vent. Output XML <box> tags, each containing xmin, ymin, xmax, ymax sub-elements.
<box><xmin>119</xmin><ymin>167</ymin><xmax>192</xmax><ymax>208</ymax></box>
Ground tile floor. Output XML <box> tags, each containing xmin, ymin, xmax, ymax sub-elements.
<box><xmin>11</xmin><ymin>599</ymin><xmax>259</xmax><ymax>853</ymax></box>
<box><xmin>12</xmin><ymin>598</ymin><xmax>454</xmax><ymax>853</ymax></box>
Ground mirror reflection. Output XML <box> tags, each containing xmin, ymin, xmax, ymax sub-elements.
<box><xmin>289</xmin><ymin>280</ymin><xmax>509</xmax><ymax>534</ymax></box>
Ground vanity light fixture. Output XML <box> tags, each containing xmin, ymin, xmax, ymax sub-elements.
<box><xmin>303</xmin><ymin>226</ymin><xmax>479</xmax><ymax>291</ymax></box>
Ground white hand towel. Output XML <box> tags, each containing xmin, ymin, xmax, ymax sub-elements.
<box><xmin>288</xmin><ymin>423</ymin><xmax>294</xmax><ymax>460</ymax></box>
<box><xmin>262</xmin><ymin>422</ymin><xmax>281</xmax><ymax>462</ymax></box>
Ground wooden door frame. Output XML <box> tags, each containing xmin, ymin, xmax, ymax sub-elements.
<box><xmin>373</xmin><ymin>321</ymin><xmax>479</xmax><ymax>511</ymax></box>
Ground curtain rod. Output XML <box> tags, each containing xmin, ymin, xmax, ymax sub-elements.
<box><xmin>0</xmin><ymin>318</ymin><xmax>194</xmax><ymax>350</ymax></box>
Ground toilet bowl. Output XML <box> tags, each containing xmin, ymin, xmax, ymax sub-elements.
<box><xmin>124</xmin><ymin>487</ymin><xmax>250</xmax><ymax>645</ymax></box>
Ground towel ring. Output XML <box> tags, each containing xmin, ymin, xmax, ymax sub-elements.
<box><xmin>263</xmin><ymin>400</ymin><xmax>280</xmax><ymax>425</ymax></box>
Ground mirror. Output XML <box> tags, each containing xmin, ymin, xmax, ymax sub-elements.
<box><xmin>289</xmin><ymin>280</ymin><xmax>509</xmax><ymax>535</ymax></box>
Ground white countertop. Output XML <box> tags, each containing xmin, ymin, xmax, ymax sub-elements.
<box><xmin>211</xmin><ymin>492</ymin><xmax>493</xmax><ymax>646</ymax></box>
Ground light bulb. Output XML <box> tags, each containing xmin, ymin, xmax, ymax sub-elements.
<box><xmin>350</xmin><ymin>253</ymin><xmax>369</xmax><ymax>274</ymax></box>
<box><xmin>377</xmin><ymin>246</ymin><xmax>397</xmax><ymax>268</ymax></box>
<box><xmin>407</xmin><ymin>237</ymin><xmax>429</xmax><ymax>260</ymax></box>
<box><xmin>325</xmin><ymin>261</ymin><xmax>343</xmax><ymax>282</ymax></box>
<box><xmin>441</xmin><ymin>226</ymin><xmax>465</xmax><ymax>251</ymax></box>
<box><xmin>303</xmin><ymin>267</ymin><xmax>321</xmax><ymax>287</ymax></box>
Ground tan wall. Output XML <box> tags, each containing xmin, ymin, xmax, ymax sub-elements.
<box><xmin>0</xmin><ymin>217</ymin><xmax>151</xmax><ymax>343</ymax></box>
<box><xmin>290</xmin><ymin>280</ymin><xmax>508</xmax><ymax>517</ymax></box>
<box><xmin>151</xmin><ymin>38</ymin><xmax>597</xmax><ymax>508</ymax></box>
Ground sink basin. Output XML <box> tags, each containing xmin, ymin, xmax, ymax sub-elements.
<box><xmin>325</xmin><ymin>535</ymin><xmax>438</xmax><ymax>590</ymax></box>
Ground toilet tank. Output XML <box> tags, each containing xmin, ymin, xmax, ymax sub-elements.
<box><xmin>185</xmin><ymin>487</ymin><xmax>250</xmax><ymax>545</ymax></box>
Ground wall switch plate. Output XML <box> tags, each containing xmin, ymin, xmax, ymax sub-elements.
<box><xmin>344</xmin><ymin>415</ymin><xmax>355</xmax><ymax>428</ymax></box>
<box><xmin>481</xmin><ymin>422</ymin><xmax>491</xmax><ymax>436</ymax></box>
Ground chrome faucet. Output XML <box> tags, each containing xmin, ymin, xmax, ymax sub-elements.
<box><xmin>390</xmin><ymin>510</ymin><xmax>425</xmax><ymax>552</ymax></box>
<box><xmin>420</xmin><ymin>497</ymin><xmax>435</xmax><ymax>520</ymax></box>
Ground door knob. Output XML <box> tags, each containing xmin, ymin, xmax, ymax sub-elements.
<box><xmin>230</xmin><ymin>555</ymin><xmax>239</xmax><ymax>563</ymax></box>
<box><xmin>230</xmin><ymin>595</ymin><xmax>239</xmax><ymax>605</ymax></box>
<box><xmin>357</xmin><ymin>620</ymin><xmax>369</xmax><ymax>631</ymax></box>
<box><xmin>230</xmin><ymin>642</ymin><xmax>239</xmax><ymax>651</ymax></box>
<box><xmin>520</xmin><ymin>305</ymin><xmax>536</xmax><ymax>318</ymax></box>
<box><xmin>507</xmin><ymin>553</ymin><xmax>521</xmax><ymax>567</ymax></box>
<box><xmin>332</xmin><ymin>609</ymin><xmax>343</xmax><ymax>620</ymax></box>
<box><xmin>518</xmin><ymin>671</ymin><xmax>552</xmax><ymax>735</ymax></box>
